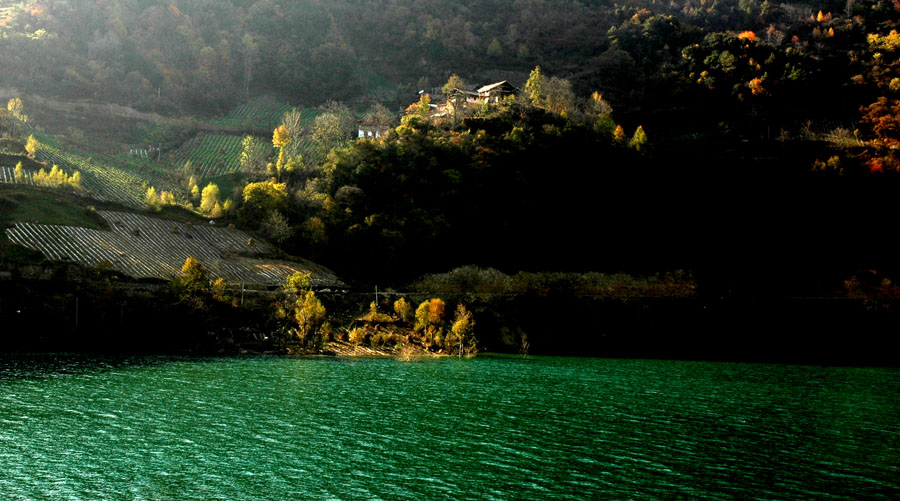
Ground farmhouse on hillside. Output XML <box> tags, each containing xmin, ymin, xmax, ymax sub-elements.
<box><xmin>407</xmin><ymin>80</ymin><xmax>520</xmax><ymax>119</ymax></box>
<box><xmin>445</xmin><ymin>80</ymin><xmax>518</xmax><ymax>107</ymax></box>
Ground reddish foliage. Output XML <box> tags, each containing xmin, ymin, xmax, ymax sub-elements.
<box><xmin>738</xmin><ymin>31</ymin><xmax>757</xmax><ymax>41</ymax></box>
<box><xmin>860</xmin><ymin>97</ymin><xmax>900</xmax><ymax>150</ymax></box>
<box><xmin>868</xmin><ymin>157</ymin><xmax>884</xmax><ymax>173</ymax></box>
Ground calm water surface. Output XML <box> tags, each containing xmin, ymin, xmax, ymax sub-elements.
<box><xmin>1</xmin><ymin>354</ymin><xmax>898</xmax><ymax>499</ymax></box>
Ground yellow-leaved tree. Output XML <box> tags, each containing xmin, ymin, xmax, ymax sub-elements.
<box><xmin>200</xmin><ymin>183</ymin><xmax>220</xmax><ymax>214</ymax></box>
<box><xmin>447</xmin><ymin>303</ymin><xmax>477</xmax><ymax>357</ymax></box>
<box><xmin>272</xmin><ymin>124</ymin><xmax>291</xmax><ymax>178</ymax></box>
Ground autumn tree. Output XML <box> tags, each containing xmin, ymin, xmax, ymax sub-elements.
<box><xmin>629</xmin><ymin>126</ymin><xmax>649</xmax><ymax>152</ymax></box>
<box><xmin>7</xmin><ymin>98</ymin><xmax>28</xmax><ymax>124</ymax></box>
<box><xmin>172</xmin><ymin>256</ymin><xmax>209</xmax><ymax>299</ymax></box>
<box><xmin>239</xmin><ymin>135</ymin><xmax>271</xmax><ymax>176</ymax></box>
<box><xmin>200</xmin><ymin>183</ymin><xmax>220</xmax><ymax>214</ymax></box>
<box><xmin>441</xmin><ymin>73</ymin><xmax>466</xmax><ymax>95</ymax></box>
<box><xmin>446</xmin><ymin>303</ymin><xmax>477</xmax><ymax>357</ymax></box>
<box><xmin>145</xmin><ymin>186</ymin><xmax>161</xmax><ymax>211</ymax></box>
<box><xmin>25</xmin><ymin>135</ymin><xmax>38</xmax><ymax>158</ymax></box>
<box><xmin>14</xmin><ymin>162</ymin><xmax>24</xmax><ymax>183</ymax></box>
<box><xmin>415</xmin><ymin>298</ymin><xmax>446</xmax><ymax>348</ymax></box>
<box><xmin>525</xmin><ymin>66</ymin><xmax>544</xmax><ymax>106</ymax></box>
<box><xmin>242</xmin><ymin>180</ymin><xmax>288</xmax><ymax>215</ymax></box>
<box><xmin>279</xmin><ymin>272</ymin><xmax>326</xmax><ymax>350</ymax></box>
<box><xmin>394</xmin><ymin>297</ymin><xmax>413</xmax><ymax>323</ymax></box>
<box><xmin>280</xmin><ymin>108</ymin><xmax>305</xmax><ymax>160</ymax></box>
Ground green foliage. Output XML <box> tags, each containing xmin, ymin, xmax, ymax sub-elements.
<box><xmin>171</xmin><ymin>134</ymin><xmax>245</xmax><ymax>179</ymax></box>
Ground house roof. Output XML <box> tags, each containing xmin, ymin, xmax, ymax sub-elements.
<box><xmin>476</xmin><ymin>80</ymin><xmax>516</xmax><ymax>94</ymax></box>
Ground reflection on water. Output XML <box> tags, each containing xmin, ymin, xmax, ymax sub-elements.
<box><xmin>1</xmin><ymin>354</ymin><xmax>898</xmax><ymax>499</ymax></box>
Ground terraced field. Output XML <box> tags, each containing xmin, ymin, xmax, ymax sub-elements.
<box><xmin>0</xmin><ymin>165</ymin><xmax>35</xmax><ymax>185</ymax></box>
<box><xmin>213</xmin><ymin>97</ymin><xmax>293</xmax><ymax>130</ymax></box>
<box><xmin>5</xmin><ymin>210</ymin><xmax>343</xmax><ymax>287</ymax></box>
<box><xmin>169</xmin><ymin>133</ymin><xmax>244</xmax><ymax>179</ymax></box>
<box><xmin>33</xmin><ymin>137</ymin><xmax>182</xmax><ymax>207</ymax></box>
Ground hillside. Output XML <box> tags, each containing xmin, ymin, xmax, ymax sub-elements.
<box><xmin>5</xmin><ymin>210</ymin><xmax>342</xmax><ymax>287</ymax></box>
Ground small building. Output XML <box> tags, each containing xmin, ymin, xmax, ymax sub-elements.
<box><xmin>474</xmin><ymin>81</ymin><xmax>517</xmax><ymax>103</ymax></box>
<box><xmin>443</xmin><ymin>80</ymin><xmax>519</xmax><ymax>114</ymax></box>
<box><xmin>357</xmin><ymin>124</ymin><xmax>391</xmax><ymax>139</ymax></box>
<box><xmin>357</xmin><ymin>112</ymin><xmax>394</xmax><ymax>139</ymax></box>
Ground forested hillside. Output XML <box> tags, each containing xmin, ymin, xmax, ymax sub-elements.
<box><xmin>2</xmin><ymin>0</ymin><xmax>900</xmax><ymax>294</ymax></box>
<box><xmin>0</xmin><ymin>0</ymin><xmax>892</xmax><ymax>117</ymax></box>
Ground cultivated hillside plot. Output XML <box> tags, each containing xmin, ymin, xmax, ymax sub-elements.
<box><xmin>5</xmin><ymin>211</ymin><xmax>342</xmax><ymax>287</ymax></box>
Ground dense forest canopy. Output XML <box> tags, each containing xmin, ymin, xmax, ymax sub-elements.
<box><xmin>0</xmin><ymin>0</ymin><xmax>893</xmax><ymax>114</ymax></box>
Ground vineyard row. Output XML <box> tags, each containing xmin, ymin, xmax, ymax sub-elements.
<box><xmin>5</xmin><ymin>210</ymin><xmax>343</xmax><ymax>287</ymax></box>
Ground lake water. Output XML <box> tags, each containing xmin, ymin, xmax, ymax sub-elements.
<box><xmin>1</xmin><ymin>354</ymin><xmax>898</xmax><ymax>499</ymax></box>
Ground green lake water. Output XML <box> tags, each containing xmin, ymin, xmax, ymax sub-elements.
<box><xmin>1</xmin><ymin>354</ymin><xmax>898</xmax><ymax>499</ymax></box>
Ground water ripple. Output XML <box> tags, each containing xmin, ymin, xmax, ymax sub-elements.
<box><xmin>1</xmin><ymin>354</ymin><xmax>899</xmax><ymax>498</ymax></box>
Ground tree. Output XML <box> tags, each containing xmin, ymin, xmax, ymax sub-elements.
<box><xmin>273</xmin><ymin>124</ymin><xmax>291</xmax><ymax>149</ymax></box>
<box><xmin>25</xmin><ymin>135</ymin><xmax>38</xmax><ymax>158</ymax></box>
<box><xmin>613</xmin><ymin>125</ymin><xmax>626</xmax><ymax>144</ymax></box>
<box><xmin>415</xmin><ymin>298</ymin><xmax>446</xmax><ymax>347</ymax></box>
<box><xmin>311</xmin><ymin>103</ymin><xmax>354</xmax><ymax>156</ymax></box>
<box><xmin>629</xmin><ymin>126</ymin><xmax>649</xmax><ymax>152</ymax></box>
<box><xmin>441</xmin><ymin>74</ymin><xmax>466</xmax><ymax>96</ymax></box>
<box><xmin>200</xmin><ymin>183</ymin><xmax>220</xmax><ymax>213</ymax></box>
<box><xmin>272</xmin><ymin>125</ymin><xmax>291</xmax><ymax>177</ymax></box>
<box><xmin>362</xmin><ymin>103</ymin><xmax>396</xmax><ymax>127</ymax></box>
<box><xmin>7</xmin><ymin>98</ymin><xmax>28</xmax><ymax>124</ymax></box>
<box><xmin>14</xmin><ymin>162</ymin><xmax>24</xmax><ymax>183</ymax></box>
<box><xmin>543</xmin><ymin>76</ymin><xmax>575</xmax><ymax>116</ymax></box>
<box><xmin>172</xmin><ymin>256</ymin><xmax>209</xmax><ymax>299</ymax></box>
<box><xmin>447</xmin><ymin>303</ymin><xmax>477</xmax><ymax>357</ymax></box>
<box><xmin>145</xmin><ymin>186</ymin><xmax>161</xmax><ymax>211</ymax></box>
<box><xmin>403</xmin><ymin>93</ymin><xmax>432</xmax><ymax>122</ymax></box>
<box><xmin>394</xmin><ymin>297</ymin><xmax>413</xmax><ymax>323</ymax></box>
<box><xmin>280</xmin><ymin>108</ymin><xmax>305</xmax><ymax>160</ymax></box>
<box><xmin>262</xmin><ymin>210</ymin><xmax>293</xmax><ymax>246</ymax></box>
<box><xmin>293</xmin><ymin>289</ymin><xmax>326</xmax><ymax>349</ymax></box>
<box><xmin>242</xmin><ymin>180</ymin><xmax>288</xmax><ymax>213</ymax></box>
<box><xmin>68</xmin><ymin>171</ymin><xmax>82</xmax><ymax>190</ymax></box>
<box><xmin>239</xmin><ymin>135</ymin><xmax>271</xmax><ymax>175</ymax></box>
<box><xmin>525</xmin><ymin>66</ymin><xmax>544</xmax><ymax>106</ymax></box>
